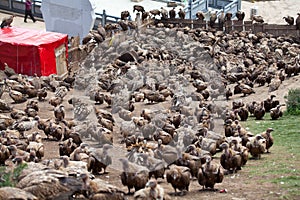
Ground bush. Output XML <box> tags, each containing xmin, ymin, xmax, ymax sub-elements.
<box><xmin>0</xmin><ymin>163</ymin><xmax>27</xmax><ymax>187</ymax></box>
<box><xmin>285</xmin><ymin>88</ymin><xmax>300</xmax><ymax>115</ymax></box>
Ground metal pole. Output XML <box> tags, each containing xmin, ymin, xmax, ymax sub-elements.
<box><xmin>102</xmin><ymin>10</ymin><xmax>106</xmax><ymax>26</ymax></box>
<box><xmin>189</xmin><ymin>0</ymin><xmax>192</xmax><ymax>19</ymax></box>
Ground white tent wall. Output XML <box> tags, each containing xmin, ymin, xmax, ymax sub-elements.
<box><xmin>41</xmin><ymin>0</ymin><xmax>96</xmax><ymax>41</ymax></box>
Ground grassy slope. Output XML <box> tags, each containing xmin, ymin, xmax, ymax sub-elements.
<box><xmin>241</xmin><ymin>114</ymin><xmax>300</xmax><ymax>199</ymax></box>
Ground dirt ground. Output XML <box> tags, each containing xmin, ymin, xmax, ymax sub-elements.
<box><xmin>1</xmin><ymin>67</ymin><xmax>299</xmax><ymax>200</ymax></box>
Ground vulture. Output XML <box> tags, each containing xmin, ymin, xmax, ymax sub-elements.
<box><xmin>0</xmin><ymin>99</ymin><xmax>13</xmax><ymax>112</ymax></box>
<box><xmin>270</xmin><ymin>104</ymin><xmax>284</xmax><ymax>120</ymax></box>
<box><xmin>16</xmin><ymin>169</ymin><xmax>86</xmax><ymax>199</ymax></box>
<box><xmin>224</xmin><ymin>12</ymin><xmax>233</xmax><ymax>21</ymax></box>
<box><xmin>80</xmin><ymin>173</ymin><xmax>125</xmax><ymax>200</ymax></box>
<box><xmin>119</xmin><ymin>158</ymin><xmax>149</xmax><ymax>194</ymax></box>
<box><xmin>121</xmin><ymin>10</ymin><xmax>130</xmax><ymax>20</ymax></box>
<box><xmin>54</xmin><ymin>104</ymin><xmax>65</xmax><ymax>122</ymax></box>
<box><xmin>1</xmin><ymin>15</ymin><xmax>14</xmax><ymax>28</ymax></box>
<box><xmin>196</xmin><ymin>11</ymin><xmax>205</xmax><ymax>21</ymax></box>
<box><xmin>236</xmin><ymin>10</ymin><xmax>245</xmax><ymax>21</ymax></box>
<box><xmin>87</xmin><ymin>144</ymin><xmax>113</xmax><ymax>174</ymax></box>
<box><xmin>137</xmin><ymin>153</ymin><xmax>165</xmax><ymax>180</ymax></box>
<box><xmin>218</xmin><ymin>11</ymin><xmax>225</xmax><ymax>29</ymax></box>
<box><xmin>166</xmin><ymin>165</ymin><xmax>191</xmax><ymax>195</ymax></box>
<box><xmin>209</xmin><ymin>11</ymin><xmax>217</xmax><ymax>27</ymax></box>
<box><xmin>0</xmin><ymin>82</ymin><xmax>5</xmax><ymax>99</ymax></box>
<box><xmin>169</xmin><ymin>7</ymin><xmax>176</xmax><ymax>19</ymax></box>
<box><xmin>237</xmin><ymin>107</ymin><xmax>249</xmax><ymax>121</ymax></box>
<box><xmin>59</xmin><ymin>138</ymin><xmax>76</xmax><ymax>157</ymax></box>
<box><xmin>230</xmin><ymin>137</ymin><xmax>249</xmax><ymax>166</ymax></box>
<box><xmin>0</xmin><ymin>187</ymin><xmax>38</xmax><ymax>200</ymax></box>
<box><xmin>252</xmin><ymin>15</ymin><xmax>264</xmax><ymax>23</ymax></box>
<box><xmin>246</xmin><ymin>134</ymin><xmax>266</xmax><ymax>159</ymax></box>
<box><xmin>133</xmin><ymin>5</ymin><xmax>145</xmax><ymax>13</ymax></box>
<box><xmin>133</xmin><ymin>179</ymin><xmax>167</xmax><ymax>200</ymax></box>
<box><xmin>296</xmin><ymin>13</ymin><xmax>300</xmax><ymax>30</ymax></box>
<box><xmin>8</xmin><ymin>88</ymin><xmax>27</xmax><ymax>103</ymax></box>
<box><xmin>283</xmin><ymin>16</ymin><xmax>294</xmax><ymax>25</ymax></box>
<box><xmin>0</xmin><ymin>143</ymin><xmax>10</xmax><ymax>165</ymax></box>
<box><xmin>264</xmin><ymin>95</ymin><xmax>279</xmax><ymax>112</ymax></box>
<box><xmin>260</xmin><ymin>128</ymin><xmax>274</xmax><ymax>153</ymax></box>
<box><xmin>254</xmin><ymin>102</ymin><xmax>265</xmax><ymax>120</ymax></box>
<box><xmin>220</xmin><ymin>143</ymin><xmax>242</xmax><ymax>173</ymax></box>
<box><xmin>178</xmin><ymin>8</ymin><xmax>185</xmax><ymax>19</ymax></box>
<box><xmin>160</xmin><ymin>7</ymin><xmax>168</xmax><ymax>20</ymax></box>
<box><xmin>197</xmin><ymin>156</ymin><xmax>224</xmax><ymax>190</ymax></box>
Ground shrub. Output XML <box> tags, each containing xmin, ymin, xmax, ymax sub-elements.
<box><xmin>284</xmin><ymin>88</ymin><xmax>300</xmax><ymax>115</ymax></box>
<box><xmin>0</xmin><ymin>163</ymin><xmax>27</xmax><ymax>187</ymax></box>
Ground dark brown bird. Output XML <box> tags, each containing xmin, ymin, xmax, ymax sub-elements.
<box><xmin>270</xmin><ymin>104</ymin><xmax>284</xmax><ymax>120</ymax></box>
<box><xmin>120</xmin><ymin>158</ymin><xmax>149</xmax><ymax>194</ymax></box>
<box><xmin>54</xmin><ymin>104</ymin><xmax>65</xmax><ymax>122</ymax></box>
<box><xmin>246</xmin><ymin>134</ymin><xmax>266</xmax><ymax>159</ymax></box>
<box><xmin>169</xmin><ymin>7</ymin><xmax>176</xmax><ymax>19</ymax></box>
<box><xmin>237</xmin><ymin>107</ymin><xmax>249</xmax><ymax>121</ymax></box>
<box><xmin>59</xmin><ymin>138</ymin><xmax>76</xmax><ymax>157</ymax></box>
<box><xmin>260</xmin><ymin>128</ymin><xmax>274</xmax><ymax>153</ymax></box>
<box><xmin>133</xmin><ymin>5</ymin><xmax>145</xmax><ymax>13</ymax></box>
<box><xmin>220</xmin><ymin>143</ymin><xmax>242</xmax><ymax>173</ymax></box>
<box><xmin>121</xmin><ymin>10</ymin><xmax>130</xmax><ymax>20</ymax></box>
<box><xmin>264</xmin><ymin>95</ymin><xmax>279</xmax><ymax>112</ymax></box>
<box><xmin>0</xmin><ymin>99</ymin><xmax>13</xmax><ymax>112</ymax></box>
<box><xmin>254</xmin><ymin>101</ymin><xmax>265</xmax><ymax>120</ymax></box>
<box><xmin>1</xmin><ymin>15</ymin><xmax>14</xmax><ymax>28</ymax></box>
<box><xmin>236</xmin><ymin>10</ymin><xmax>245</xmax><ymax>21</ymax></box>
<box><xmin>296</xmin><ymin>13</ymin><xmax>300</xmax><ymax>30</ymax></box>
<box><xmin>37</xmin><ymin>87</ymin><xmax>47</xmax><ymax>101</ymax></box>
<box><xmin>8</xmin><ymin>88</ymin><xmax>27</xmax><ymax>103</ymax></box>
<box><xmin>0</xmin><ymin>143</ymin><xmax>10</xmax><ymax>165</ymax></box>
<box><xmin>224</xmin><ymin>12</ymin><xmax>233</xmax><ymax>21</ymax></box>
<box><xmin>87</xmin><ymin>144</ymin><xmax>112</xmax><ymax>175</ymax></box>
<box><xmin>197</xmin><ymin>156</ymin><xmax>224</xmax><ymax>190</ymax></box>
<box><xmin>252</xmin><ymin>15</ymin><xmax>264</xmax><ymax>23</ymax></box>
<box><xmin>166</xmin><ymin>165</ymin><xmax>191</xmax><ymax>195</ymax></box>
<box><xmin>196</xmin><ymin>11</ymin><xmax>205</xmax><ymax>21</ymax></box>
<box><xmin>225</xmin><ymin>88</ymin><xmax>233</xmax><ymax>100</ymax></box>
<box><xmin>283</xmin><ymin>16</ymin><xmax>294</xmax><ymax>25</ymax></box>
<box><xmin>178</xmin><ymin>8</ymin><xmax>185</xmax><ymax>19</ymax></box>
<box><xmin>209</xmin><ymin>11</ymin><xmax>217</xmax><ymax>27</ymax></box>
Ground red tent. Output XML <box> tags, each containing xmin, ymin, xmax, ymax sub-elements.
<box><xmin>0</xmin><ymin>27</ymin><xmax>68</xmax><ymax>76</ymax></box>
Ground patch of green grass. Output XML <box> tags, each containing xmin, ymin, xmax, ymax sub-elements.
<box><xmin>241</xmin><ymin>114</ymin><xmax>300</xmax><ymax>198</ymax></box>
<box><xmin>0</xmin><ymin>163</ymin><xmax>27</xmax><ymax>187</ymax></box>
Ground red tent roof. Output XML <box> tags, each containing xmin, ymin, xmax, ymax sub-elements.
<box><xmin>0</xmin><ymin>27</ymin><xmax>68</xmax><ymax>76</ymax></box>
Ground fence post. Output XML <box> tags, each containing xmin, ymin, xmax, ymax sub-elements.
<box><xmin>102</xmin><ymin>9</ymin><xmax>106</xmax><ymax>26</ymax></box>
<box><xmin>8</xmin><ymin>0</ymin><xmax>12</xmax><ymax>9</ymax></box>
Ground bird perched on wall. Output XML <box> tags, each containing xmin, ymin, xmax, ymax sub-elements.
<box><xmin>1</xmin><ymin>15</ymin><xmax>15</xmax><ymax>28</ymax></box>
<box><xmin>178</xmin><ymin>8</ymin><xmax>185</xmax><ymax>19</ymax></box>
<box><xmin>169</xmin><ymin>7</ymin><xmax>176</xmax><ymax>19</ymax></box>
<box><xmin>196</xmin><ymin>11</ymin><xmax>205</xmax><ymax>21</ymax></box>
<box><xmin>197</xmin><ymin>156</ymin><xmax>224</xmax><ymax>191</ymax></box>
<box><xmin>160</xmin><ymin>7</ymin><xmax>168</xmax><ymax>20</ymax></box>
<box><xmin>218</xmin><ymin>11</ymin><xmax>225</xmax><ymax>29</ymax></box>
<box><xmin>236</xmin><ymin>10</ymin><xmax>245</xmax><ymax>21</ymax></box>
<box><xmin>260</xmin><ymin>128</ymin><xmax>274</xmax><ymax>153</ymax></box>
<box><xmin>252</xmin><ymin>15</ymin><xmax>264</xmax><ymax>23</ymax></box>
<box><xmin>283</xmin><ymin>16</ymin><xmax>294</xmax><ymax>25</ymax></box>
<box><xmin>296</xmin><ymin>13</ymin><xmax>300</xmax><ymax>30</ymax></box>
<box><xmin>209</xmin><ymin>11</ymin><xmax>217</xmax><ymax>27</ymax></box>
